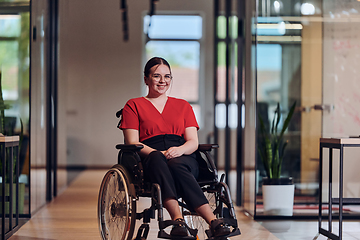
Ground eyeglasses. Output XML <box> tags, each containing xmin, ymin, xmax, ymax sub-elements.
<box><xmin>151</xmin><ymin>73</ymin><xmax>173</xmax><ymax>82</ymax></box>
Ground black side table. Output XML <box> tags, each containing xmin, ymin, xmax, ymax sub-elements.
<box><xmin>0</xmin><ymin>136</ymin><xmax>20</xmax><ymax>240</ymax></box>
<box><xmin>317</xmin><ymin>137</ymin><xmax>360</xmax><ymax>240</ymax></box>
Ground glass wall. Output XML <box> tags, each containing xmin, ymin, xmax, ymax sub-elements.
<box><xmin>321</xmin><ymin>0</ymin><xmax>360</xmax><ymax>215</ymax></box>
<box><xmin>252</xmin><ymin>0</ymin><xmax>323</xmax><ymax>218</ymax></box>
<box><xmin>0</xmin><ymin>0</ymin><xmax>30</xmax><ymax>218</ymax></box>
<box><xmin>243</xmin><ymin>0</ymin><xmax>360</xmax><ymax>218</ymax></box>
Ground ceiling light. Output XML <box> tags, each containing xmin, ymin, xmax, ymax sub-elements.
<box><xmin>257</xmin><ymin>23</ymin><xmax>303</xmax><ymax>30</ymax></box>
<box><xmin>301</xmin><ymin>3</ymin><xmax>316</xmax><ymax>15</ymax></box>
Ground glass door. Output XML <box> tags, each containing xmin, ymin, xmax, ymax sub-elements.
<box><xmin>253</xmin><ymin>0</ymin><xmax>360</xmax><ymax>218</ymax></box>
<box><xmin>254</xmin><ymin>0</ymin><xmax>324</xmax><ymax>217</ymax></box>
<box><xmin>0</xmin><ymin>0</ymin><xmax>30</xmax><ymax>218</ymax></box>
<box><xmin>321</xmin><ymin>1</ymin><xmax>360</xmax><ymax>214</ymax></box>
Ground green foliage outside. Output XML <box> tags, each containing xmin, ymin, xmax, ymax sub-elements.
<box><xmin>0</xmin><ymin>11</ymin><xmax>29</xmax><ymax>182</ymax></box>
<box><xmin>217</xmin><ymin>16</ymin><xmax>238</xmax><ymax>67</ymax></box>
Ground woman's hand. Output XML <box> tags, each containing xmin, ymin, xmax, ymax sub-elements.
<box><xmin>162</xmin><ymin>127</ymin><xmax>199</xmax><ymax>159</ymax></box>
<box><xmin>163</xmin><ymin>147</ymin><xmax>185</xmax><ymax>159</ymax></box>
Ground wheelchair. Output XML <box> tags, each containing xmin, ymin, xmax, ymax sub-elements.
<box><xmin>98</xmin><ymin>111</ymin><xmax>241</xmax><ymax>240</ymax></box>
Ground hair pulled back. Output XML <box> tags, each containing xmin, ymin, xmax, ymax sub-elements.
<box><xmin>144</xmin><ymin>57</ymin><xmax>172</xmax><ymax>77</ymax></box>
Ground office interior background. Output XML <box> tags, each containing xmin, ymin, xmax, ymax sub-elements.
<box><xmin>1</xmin><ymin>0</ymin><xmax>360</xmax><ymax>237</ymax></box>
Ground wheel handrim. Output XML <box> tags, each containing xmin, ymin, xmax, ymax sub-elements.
<box><xmin>99</xmin><ymin>169</ymin><xmax>130</xmax><ymax>240</ymax></box>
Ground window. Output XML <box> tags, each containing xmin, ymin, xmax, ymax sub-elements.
<box><xmin>0</xmin><ymin>11</ymin><xmax>29</xmax><ymax>128</ymax></box>
<box><xmin>215</xmin><ymin>16</ymin><xmax>239</xmax><ymax>129</ymax></box>
<box><xmin>143</xmin><ymin>15</ymin><xmax>202</xmax><ymax>124</ymax></box>
<box><xmin>0</xmin><ymin>2</ymin><xmax>30</xmax><ymax>217</ymax></box>
<box><xmin>0</xmin><ymin>14</ymin><xmax>22</xmax><ymax>101</ymax></box>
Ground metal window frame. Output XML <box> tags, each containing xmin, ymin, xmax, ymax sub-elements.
<box><xmin>0</xmin><ymin>2</ymin><xmax>29</xmax><ymax>14</ymax></box>
<box><xmin>46</xmin><ymin>0</ymin><xmax>58</xmax><ymax>201</ymax></box>
<box><xmin>213</xmin><ymin>0</ymin><xmax>245</xmax><ymax>206</ymax></box>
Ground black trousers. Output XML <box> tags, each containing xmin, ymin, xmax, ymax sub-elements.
<box><xmin>142</xmin><ymin>135</ymin><xmax>208</xmax><ymax>210</ymax></box>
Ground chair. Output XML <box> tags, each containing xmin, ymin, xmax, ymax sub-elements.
<box><xmin>97</xmin><ymin>110</ymin><xmax>241</xmax><ymax>240</ymax></box>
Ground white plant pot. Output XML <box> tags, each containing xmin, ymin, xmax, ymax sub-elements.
<box><xmin>263</xmin><ymin>183</ymin><xmax>295</xmax><ymax>216</ymax></box>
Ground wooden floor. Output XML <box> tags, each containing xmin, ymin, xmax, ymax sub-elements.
<box><xmin>9</xmin><ymin>170</ymin><xmax>278</xmax><ymax>240</ymax></box>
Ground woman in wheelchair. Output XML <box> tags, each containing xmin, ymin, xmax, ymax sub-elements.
<box><xmin>119</xmin><ymin>57</ymin><xmax>231</xmax><ymax>238</ymax></box>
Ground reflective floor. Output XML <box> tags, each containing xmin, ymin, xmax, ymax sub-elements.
<box><xmin>259</xmin><ymin>220</ymin><xmax>360</xmax><ymax>240</ymax></box>
<box><xmin>9</xmin><ymin>170</ymin><xmax>277</xmax><ymax>240</ymax></box>
<box><xmin>7</xmin><ymin>169</ymin><xmax>360</xmax><ymax>240</ymax></box>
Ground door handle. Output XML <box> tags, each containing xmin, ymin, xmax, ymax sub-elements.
<box><xmin>299</xmin><ymin>104</ymin><xmax>334</xmax><ymax>112</ymax></box>
<box><xmin>312</xmin><ymin>104</ymin><xmax>334</xmax><ymax>112</ymax></box>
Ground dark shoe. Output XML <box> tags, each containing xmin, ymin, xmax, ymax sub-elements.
<box><xmin>170</xmin><ymin>218</ymin><xmax>188</xmax><ymax>237</ymax></box>
<box><xmin>210</xmin><ymin>218</ymin><xmax>231</xmax><ymax>237</ymax></box>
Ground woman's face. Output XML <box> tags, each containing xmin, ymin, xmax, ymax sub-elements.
<box><xmin>145</xmin><ymin>64</ymin><xmax>172</xmax><ymax>97</ymax></box>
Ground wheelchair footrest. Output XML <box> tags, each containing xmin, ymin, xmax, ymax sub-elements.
<box><xmin>134</xmin><ymin>223</ymin><xmax>150</xmax><ymax>240</ymax></box>
<box><xmin>205</xmin><ymin>227</ymin><xmax>241</xmax><ymax>240</ymax></box>
<box><xmin>158</xmin><ymin>220</ymin><xmax>198</xmax><ymax>240</ymax></box>
<box><xmin>205</xmin><ymin>218</ymin><xmax>241</xmax><ymax>240</ymax></box>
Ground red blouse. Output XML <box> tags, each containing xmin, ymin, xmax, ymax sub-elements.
<box><xmin>119</xmin><ymin>97</ymin><xmax>199</xmax><ymax>142</ymax></box>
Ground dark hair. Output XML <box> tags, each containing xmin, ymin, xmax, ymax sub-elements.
<box><xmin>144</xmin><ymin>57</ymin><xmax>172</xmax><ymax>77</ymax></box>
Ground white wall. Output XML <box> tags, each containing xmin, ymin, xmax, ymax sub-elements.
<box><xmin>322</xmin><ymin>2</ymin><xmax>360</xmax><ymax>199</ymax></box>
<box><xmin>59</xmin><ymin>0</ymin><xmax>214</xmax><ymax>167</ymax></box>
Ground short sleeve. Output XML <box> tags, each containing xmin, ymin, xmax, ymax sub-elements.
<box><xmin>184</xmin><ymin>102</ymin><xmax>199</xmax><ymax>130</ymax></box>
<box><xmin>119</xmin><ymin>100</ymin><xmax>139</xmax><ymax>130</ymax></box>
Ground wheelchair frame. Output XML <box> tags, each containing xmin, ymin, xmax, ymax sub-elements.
<box><xmin>98</xmin><ymin>143</ymin><xmax>241</xmax><ymax>240</ymax></box>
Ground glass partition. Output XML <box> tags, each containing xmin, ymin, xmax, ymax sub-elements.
<box><xmin>248</xmin><ymin>0</ymin><xmax>360</xmax><ymax>218</ymax></box>
<box><xmin>321</xmin><ymin>0</ymin><xmax>360</xmax><ymax>216</ymax></box>
<box><xmin>253</xmin><ymin>0</ymin><xmax>322</xmax><ymax>218</ymax></box>
<box><xmin>0</xmin><ymin>5</ymin><xmax>30</xmax><ymax>218</ymax></box>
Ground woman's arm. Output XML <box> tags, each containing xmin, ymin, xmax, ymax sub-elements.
<box><xmin>123</xmin><ymin>127</ymin><xmax>199</xmax><ymax>160</ymax></box>
<box><xmin>123</xmin><ymin>129</ymin><xmax>157</xmax><ymax>158</ymax></box>
<box><xmin>163</xmin><ymin>127</ymin><xmax>198</xmax><ymax>159</ymax></box>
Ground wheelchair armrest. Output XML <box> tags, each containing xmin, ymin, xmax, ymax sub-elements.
<box><xmin>116</xmin><ymin>144</ymin><xmax>143</xmax><ymax>152</ymax></box>
<box><xmin>198</xmin><ymin>144</ymin><xmax>219</xmax><ymax>152</ymax></box>
<box><xmin>116</xmin><ymin>144</ymin><xmax>215</xmax><ymax>152</ymax></box>
<box><xmin>196</xmin><ymin>144</ymin><xmax>219</xmax><ymax>180</ymax></box>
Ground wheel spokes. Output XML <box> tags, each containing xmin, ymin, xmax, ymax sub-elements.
<box><xmin>100</xmin><ymin>169</ymin><xmax>130</xmax><ymax>240</ymax></box>
<box><xmin>183</xmin><ymin>190</ymin><xmax>219</xmax><ymax>240</ymax></box>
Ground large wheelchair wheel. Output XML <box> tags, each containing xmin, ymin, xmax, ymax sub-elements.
<box><xmin>98</xmin><ymin>164</ymin><xmax>137</xmax><ymax>240</ymax></box>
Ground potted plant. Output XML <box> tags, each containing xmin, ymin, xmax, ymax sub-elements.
<box><xmin>258</xmin><ymin>101</ymin><xmax>296</xmax><ymax>216</ymax></box>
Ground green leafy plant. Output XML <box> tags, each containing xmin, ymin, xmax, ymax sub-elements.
<box><xmin>258</xmin><ymin>102</ymin><xmax>296</xmax><ymax>179</ymax></box>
